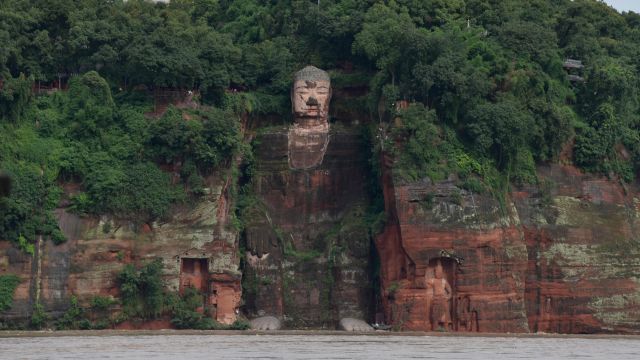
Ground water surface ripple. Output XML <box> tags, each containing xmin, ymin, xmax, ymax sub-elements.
<box><xmin>1</xmin><ymin>334</ymin><xmax>640</xmax><ymax>359</ymax></box>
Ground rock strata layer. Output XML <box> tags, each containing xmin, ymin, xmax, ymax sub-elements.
<box><xmin>375</xmin><ymin>160</ymin><xmax>640</xmax><ymax>333</ymax></box>
<box><xmin>1</xmin><ymin>175</ymin><xmax>242</xmax><ymax>326</ymax></box>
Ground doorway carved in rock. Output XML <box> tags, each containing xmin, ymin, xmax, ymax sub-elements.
<box><xmin>180</xmin><ymin>257</ymin><xmax>208</xmax><ymax>294</ymax></box>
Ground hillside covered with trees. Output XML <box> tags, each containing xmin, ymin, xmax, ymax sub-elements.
<box><xmin>1</xmin><ymin>0</ymin><xmax>639</xmax><ymax>249</ymax></box>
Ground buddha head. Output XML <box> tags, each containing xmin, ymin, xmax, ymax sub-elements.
<box><xmin>292</xmin><ymin>66</ymin><xmax>331</xmax><ymax>124</ymax></box>
<box><xmin>434</xmin><ymin>260</ymin><xmax>444</xmax><ymax>279</ymax></box>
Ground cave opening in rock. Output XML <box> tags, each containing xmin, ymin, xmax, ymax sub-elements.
<box><xmin>180</xmin><ymin>257</ymin><xmax>209</xmax><ymax>294</ymax></box>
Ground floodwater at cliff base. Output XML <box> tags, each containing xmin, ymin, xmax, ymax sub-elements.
<box><xmin>1</xmin><ymin>332</ymin><xmax>640</xmax><ymax>359</ymax></box>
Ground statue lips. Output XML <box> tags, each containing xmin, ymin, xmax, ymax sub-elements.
<box><xmin>305</xmin><ymin>108</ymin><xmax>319</xmax><ymax>116</ymax></box>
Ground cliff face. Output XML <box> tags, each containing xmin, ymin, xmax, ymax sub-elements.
<box><xmin>375</xmin><ymin>160</ymin><xmax>640</xmax><ymax>333</ymax></box>
<box><xmin>3</xmin><ymin>126</ymin><xmax>640</xmax><ymax>333</ymax></box>
<box><xmin>0</xmin><ymin>175</ymin><xmax>242</xmax><ymax>326</ymax></box>
<box><xmin>518</xmin><ymin>165</ymin><xmax>640</xmax><ymax>333</ymax></box>
<box><xmin>375</xmin><ymin>155</ymin><xmax>529</xmax><ymax>332</ymax></box>
<box><xmin>243</xmin><ymin>125</ymin><xmax>372</xmax><ymax>328</ymax></box>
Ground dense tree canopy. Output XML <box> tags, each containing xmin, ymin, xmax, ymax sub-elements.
<box><xmin>1</xmin><ymin>0</ymin><xmax>640</xmax><ymax>247</ymax></box>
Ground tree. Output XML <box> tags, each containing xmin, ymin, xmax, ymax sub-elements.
<box><xmin>0</xmin><ymin>73</ymin><xmax>33</xmax><ymax>122</ymax></box>
<box><xmin>353</xmin><ymin>3</ymin><xmax>421</xmax><ymax>85</ymax></box>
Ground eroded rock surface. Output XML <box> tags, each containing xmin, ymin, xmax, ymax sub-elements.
<box><xmin>339</xmin><ymin>318</ymin><xmax>373</xmax><ymax>332</ymax></box>
<box><xmin>3</xmin><ymin>88</ymin><xmax>640</xmax><ymax>334</ymax></box>
<box><xmin>375</xmin><ymin>160</ymin><xmax>640</xmax><ymax>333</ymax></box>
<box><xmin>1</xmin><ymin>175</ymin><xmax>242</xmax><ymax>326</ymax></box>
<box><xmin>376</xmin><ymin>157</ymin><xmax>528</xmax><ymax>332</ymax></box>
<box><xmin>517</xmin><ymin>165</ymin><xmax>640</xmax><ymax>333</ymax></box>
<box><xmin>250</xmin><ymin>316</ymin><xmax>282</xmax><ymax>331</ymax></box>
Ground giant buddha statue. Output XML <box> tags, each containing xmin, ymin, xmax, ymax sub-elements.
<box><xmin>245</xmin><ymin>65</ymin><xmax>372</xmax><ymax>331</ymax></box>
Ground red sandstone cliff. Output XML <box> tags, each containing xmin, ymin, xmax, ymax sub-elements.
<box><xmin>376</xmin><ymin>159</ymin><xmax>640</xmax><ymax>333</ymax></box>
<box><xmin>3</xmin><ymin>142</ymin><xmax>640</xmax><ymax>333</ymax></box>
<box><xmin>376</xmin><ymin>154</ymin><xmax>529</xmax><ymax>332</ymax></box>
<box><xmin>0</xmin><ymin>173</ymin><xmax>242</xmax><ymax>327</ymax></box>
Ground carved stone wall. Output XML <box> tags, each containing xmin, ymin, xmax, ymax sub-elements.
<box><xmin>243</xmin><ymin>126</ymin><xmax>372</xmax><ymax>328</ymax></box>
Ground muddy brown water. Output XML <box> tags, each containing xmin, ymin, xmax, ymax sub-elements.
<box><xmin>1</xmin><ymin>332</ymin><xmax>640</xmax><ymax>359</ymax></box>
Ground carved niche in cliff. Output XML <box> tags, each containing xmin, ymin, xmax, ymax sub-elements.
<box><xmin>288</xmin><ymin>66</ymin><xmax>332</xmax><ymax>169</ymax></box>
<box><xmin>178</xmin><ymin>256</ymin><xmax>241</xmax><ymax>325</ymax></box>
<box><xmin>455</xmin><ymin>294</ymin><xmax>478</xmax><ymax>332</ymax></box>
<box><xmin>421</xmin><ymin>257</ymin><xmax>479</xmax><ymax>332</ymax></box>
<box><xmin>425</xmin><ymin>258</ymin><xmax>454</xmax><ymax>331</ymax></box>
<box><xmin>180</xmin><ymin>257</ymin><xmax>208</xmax><ymax>294</ymax></box>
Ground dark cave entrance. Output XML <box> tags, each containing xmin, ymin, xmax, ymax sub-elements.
<box><xmin>180</xmin><ymin>257</ymin><xmax>209</xmax><ymax>294</ymax></box>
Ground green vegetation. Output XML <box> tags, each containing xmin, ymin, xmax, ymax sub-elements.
<box><xmin>168</xmin><ymin>286</ymin><xmax>213</xmax><ymax>329</ymax></box>
<box><xmin>115</xmin><ymin>260</ymin><xmax>249</xmax><ymax>330</ymax></box>
<box><xmin>29</xmin><ymin>302</ymin><xmax>47</xmax><ymax>329</ymax></box>
<box><xmin>358</xmin><ymin>1</ymin><xmax>639</xmax><ymax>193</ymax></box>
<box><xmin>0</xmin><ymin>0</ymin><xmax>637</xmax><ymax>248</ymax></box>
<box><xmin>167</xmin><ymin>287</ymin><xmax>248</xmax><ymax>330</ymax></box>
<box><xmin>283</xmin><ymin>232</ymin><xmax>323</xmax><ymax>262</ymax></box>
<box><xmin>55</xmin><ymin>296</ymin><xmax>92</xmax><ymax>330</ymax></box>
<box><xmin>1</xmin><ymin>71</ymin><xmax>242</xmax><ymax>251</ymax></box>
<box><xmin>117</xmin><ymin>259</ymin><xmax>165</xmax><ymax>319</ymax></box>
<box><xmin>387</xmin><ymin>281</ymin><xmax>401</xmax><ymax>299</ymax></box>
<box><xmin>52</xmin><ymin>271</ymin><xmax>249</xmax><ymax>330</ymax></box>
<box><xmin>0</xmin><ymin>274</ymin><xmax>21</xmax><ymax>312</ymax></box>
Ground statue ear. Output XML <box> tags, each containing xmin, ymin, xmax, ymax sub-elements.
<box><xmin>291</xmin><ymin>83</ymin><xmax>296</xmax><ymax>113</ymax></box>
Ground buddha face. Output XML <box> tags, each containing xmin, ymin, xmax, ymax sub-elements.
<box><xmin>292</xmin><ymin>79</ymin><xmax>331</xmax><ymax>120</ymax></box>
<box><xmin>434</xmin><ymin>261</ymin><xmax>443</xmax><ymax>279</ymax></box>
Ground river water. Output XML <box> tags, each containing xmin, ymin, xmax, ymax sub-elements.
<box><xmin>1</xmin><ymin>334</ymin><xmax>640</xmax><ymax>359</ymax></box>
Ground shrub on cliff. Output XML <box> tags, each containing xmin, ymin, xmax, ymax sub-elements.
<box><xmin>0</xmin><ymin>161</ymin><xmax>65</xmax><ymax>245</ymax></box>
<box><xmin>83</xmin><ymin>161</ymin><xmax>184</xmax><ymax>223</ymax></box>
<box><xmin>390</xmin><ymin>103</ymin><xmax>444</xmax><ymax>182</ymax></box>
<box><xmin>117</xmin><ymin>259</ymin><xmax>165</xmax><ymax>320</ymax></box>
<box><xmin>66</xmin><ymin>71</ymin><xmax>115</xmax><ymax>139</ymax></box>
<box><xmin>0</xmin><ymin>73</ymin><xmax>33</xmax><ymax>122</ymax></box>
<box><xmin>54</xmin><ymin>295</ymin><xmax>115</xmax><ymax>330</ymax></box>
<box><xmin>29</xmin><ymin>302</ymin><xmax>47</xmax><ymax>330</ymax></box>
<box><xmin>117</xmin><ymin>263</ymin><xmax>249</xmax><ymax>330</ymax></box>
<box><xmin>55</xmin><ymin>296</ymin><xmax>90</xmax><ymax>330</ymax></box>
<box><xmin>147</xmin><ymin>106</ymin><xmax>241</xmax><ymax>171</ymax></box>
<box><xmin>168</xmin><ymin>287</ymin><xmax>214</xmax><ymax>330</ymax></box>
<box><xmin>0</xmin><ymin>274</ymin><xmax>21</xmax><ymax>312</ymax></box>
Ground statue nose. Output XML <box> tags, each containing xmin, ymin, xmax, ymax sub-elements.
<box><xmin>306</xmin><ymin>97</ymin><xmax>319</xmax><ymax>106</ymax></box>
